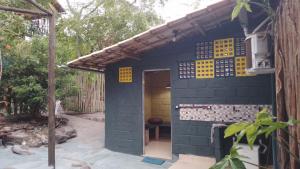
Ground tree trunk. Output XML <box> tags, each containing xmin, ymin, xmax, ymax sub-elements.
<box><xmin>275</xmin><ymin>0</ymin><xmax>300</xmax><ymax>168</ymax></box>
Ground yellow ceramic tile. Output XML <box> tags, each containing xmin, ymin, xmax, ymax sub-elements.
<box><xmin>196</xmin><ymin>59</ymin><xmax>214</xmax><ymax>79</ymax></box>
<box><xmin>214</xmin><ymin>38</ymin><xmax>234</xmax><ymax>58</ymax></box>
<box><xmin>235</xmin><ymin>57</ymin><xmax>254</xmax><ymax>77</ymax></box>
<box><xmin>119</xmin><ymin>67</ymin><xmax>132</xmax><ymax>83</ymax></box>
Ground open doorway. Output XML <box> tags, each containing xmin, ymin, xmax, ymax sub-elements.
<box><xmin>143</xmin><ymin>70</ymin><xmax>172</xmax><ymax>160</ymax></box>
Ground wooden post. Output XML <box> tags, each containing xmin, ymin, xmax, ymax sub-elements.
<box><xmin>0</xmin><ymin>2</ymin><xmax>58</xmax><ymax>168</ymax></box>
<box><xmin>48</xmin><ymin>12</ymin><xmax>56</xmax><ymax>168</ymax></box>
<box><xmin>155</xmin><ymin>126</ymin><xmax>159</xmax><ymax>140</ymax></box>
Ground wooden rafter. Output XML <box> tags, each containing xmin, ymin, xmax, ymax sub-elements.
<box><xmin>0</xmin><ymin>5</ymin><xmax>49</xmax><ymax>16</ymax></box>
<box><xmin>120</xmin><ymin>49</ymin><xmax>141</xmax><ymax>60</ymax></box>
<box><xmin>190</xmin><ymin>22</ymin><xmax>206</xmax><ymax>36</ymax></box>
<box><xmin>24</xmin><ymin>0</ymin><xmax>52</xmax><ymax>15</ymax></box>
<box><xmin>69</xmin><ymin>65</ymin><xmax>104</xmax><ymax>72</ymax></box>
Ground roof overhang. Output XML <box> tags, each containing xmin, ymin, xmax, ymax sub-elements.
<box><xmin>24</xmin><ymin>0</ymin><xmax>65</xmax><ymax>19</ymax></box>
<box><xmin>67</xmin><ymin>0</ymin><xmax>236</xmax><ymax>72</ymax></box>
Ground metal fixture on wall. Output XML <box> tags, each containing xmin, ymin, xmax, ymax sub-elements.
<box><xmin>172</xmin><ymin>30</ymin><xmax>178</xmax><ymax>42</ymax></box>
<box><xmin>238</xmin><ymin>8</ymin><xmax>274</xmax><ymax>75</ymax></box>
<box><xmin>246</xmin><ymin>32</ymin><xmax>275</xmax><ymax>74</ymax></box>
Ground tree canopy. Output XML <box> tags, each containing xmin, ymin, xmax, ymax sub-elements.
<box><xmin>0</xmin><ymin>0</ymin><xmax>163</xmax><ymax>117</ymax></box>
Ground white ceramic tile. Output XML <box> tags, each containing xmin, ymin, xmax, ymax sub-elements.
<box><xmin>179</xmin><ymin>104</ymin><xmax>272</xmax><ymax>122</ymax></box>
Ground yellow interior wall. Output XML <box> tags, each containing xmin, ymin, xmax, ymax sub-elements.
<box><xmin>144</xmin><ymin>71</ymin><xmax>171</xmax><ymax>123</ymax></box>
<box><xmin>144</xmin><ymin>75</ymin><xmax>152</xmax><ymax>123</ymax></box>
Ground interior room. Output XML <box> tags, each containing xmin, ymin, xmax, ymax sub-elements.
<box><xmin>144</xmin><ymin>70</ymin><xmax>172</xmax><ymax>160</ymax></box>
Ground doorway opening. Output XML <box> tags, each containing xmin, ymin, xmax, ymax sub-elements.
<box><xmin>143</xmin><ymin>70</ymin><xmax>172</xmax><ymax>160</ymax></box>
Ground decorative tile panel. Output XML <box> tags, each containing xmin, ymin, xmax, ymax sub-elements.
<box><xmin>196</xmin><ymin>60</ymin><xmax>215</xmax><ymax>79</ymax></box>
<box><xmin>235</xmin><ymin>38</ymin><xmax>246</xmax><ymax>56</ymax></box>
<box><xmin>235</xmin><ymin>57</ymin><xmax>254</xmax><ymax>77</ymax></box>
<box><xmin>178</xmin><ymin>61</ymin><xmax>195</xmax><ymax>79</ymax></box>
<box><xmin>196</xmin><ymin>41</ymin><xmax>214</xmax><ymax>59</ymax></box>
<box><xmin>215</xmin><ymin>58</ymin><xmax>235</xmax><ymax>78</ymax></box>
<box><xmin>119</xmin><ymin>67</ymin><xmax>132</xmax><ymax>83</ymax></box>
<box><xmin>179</xmin><ymin>104</ymin><xmax>272</xmax><ymax>123</ymax></box>
<box><xmin>214</xmin><ymin>38</ymin><xmax>234</xmax><ymax>58</ymax></box>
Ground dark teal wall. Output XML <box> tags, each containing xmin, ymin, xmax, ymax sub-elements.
<box><xmin>104</xmin><ymin>22</ymin><xmax>272</xmax><ymax>156</ymax></box>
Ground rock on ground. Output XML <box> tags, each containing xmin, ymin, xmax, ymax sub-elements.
<box><xmin>11</xmin><ymin>145</ymin><xmax>33</xmax><ymax>155</ymax></box>
<box><xmin>0</xmin><ymin>114</ymin><xmax>172</xmax><ymax>169</ymax></box>
<box><xmin>7</xmin><ymin>130</ymin><xmax>30</xmax><ymax>145</ymax></box>
<box><xmin>55</xmin><ymin>126</ymin><xmax>77</xmax><ymax>144</ymax></box>
<box><xmin>71</xmin><ymin>161</ymin><xmax>91</xmax><ymax>169</ymax></box>
<box><xmin>62</xmin><ymin>126</ymin><xmax>77</xmax><ymax>139</ymax></box>
<box><xmin>3</xmin><ymin>122</ymin><xmax>77</xmax><ymax>147</ymax></box>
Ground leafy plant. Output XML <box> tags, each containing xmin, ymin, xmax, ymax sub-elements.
<box><xmin>225</xmin><ymin>108</ymin><xmax>299</xmax><ymax>148</ymax></box>
<box><xmin>231</xmin><ymin>0</ymin><xmax>252</xmax><ymax>20</ymax></box>
<box><xmin>210</xmin><ymin>109</ymin><xmax>300</xmax><ymax>169</ymax></box>
<box><xmin>55</xmin><ymin>0</ymin><xmax>164</xmax><ymax>112</ymax></box>
<box><xmin>211</xmin><ymin>145</ymin><xmax>247</xmax><ymax>169</ymax></box>
<box><xmin>231</xmin><ymin>0</ymin><xmax>275</xmax><ymax>20</ymax></box>
<box><xmin>0</xmin><ymin>37</ymin><xmax>48</xmax><ymax>117</ymax></box>
<box><xmin>0</xmin><ymin>0</ymin><xmax>165</xmax><ymax>115</ymax></box>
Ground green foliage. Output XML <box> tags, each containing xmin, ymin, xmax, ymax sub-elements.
<box><xmin>231</xmin><ymin>0</ymin><xmax>275</xmax><ymax>20</ymax></box>
<box><xmin>224</xmin><ymin>122</ymin><xmax>250</xmax><ymax>138</ymax></box>
<box><xmin>232</xmin><ymin>0</ymin><xmax>252</xmax><ymax>20</ymax></box>
<box><xmin>210</xmin><ymin>109</ymin><xmax>300</xmax><ymax>169</ymax></box>
<box><xmin>224</xmin><ymin>108</ymin><xmax>299</xmax><ymax>148</ymax></box>
<box><xmin>210</xmin><ymin>145</ymin><xmax>246</xmax><ymax>169</ymax></box>
<box><xmin>0</xmin><ymin>13</ymin><xmax>28</xmax><ymax>49</ymax></box>
<box><xmin>0</xmin><ymin>0</ymin><xmax>163</xmax><ymax>115</ymax></box>
<box><xmin>55</xmin><ymin>0</ymin><xmax>163</xmax><ymax>111</ymax></box>
<box><xmin>60</xmin><ymin>0</ymin><xmax>163</xmax><ymax>59</ymax></box>
<box><xmin>0</xmin><ymin>37</ymin><xmax>48</xmax><ymax>116</ymax></box>
<box><xmin>0</xmin><ymin>0</ymin><xmax>53</xmax><ymax>10</ymax></box>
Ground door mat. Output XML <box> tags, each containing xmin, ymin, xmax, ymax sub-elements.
<box><xmin>142</xmin><ymin>157</ymin><xmax>165</xmax><ymax>165</ymax></box>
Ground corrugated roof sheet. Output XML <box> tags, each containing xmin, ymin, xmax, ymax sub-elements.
<box><xmin>67</xmin><ymin>0</ymin><xmax>236</xmax><ymax>72</ymax></box>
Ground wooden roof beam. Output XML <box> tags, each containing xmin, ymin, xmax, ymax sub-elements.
<box><xmin>24</xmin><ymin>0</ymin><xmax>52</xmax><ymax>15</ymax></box>
<box><xmin>69</xmin><ymin>65</ymin><xmax>104</xmax><ymax>73</ymax></box>
<box><xmin>104</xmin><ymin>48</ymin><xmax>140</xmax><ymax>60</ymax></box>
<box><xmin>149</xmin><ymin>30</ymin><xmax>169</xmax><ymax>40</ymax></box>
<box><xmin>156</xmin><ymin>34</ymin><xmax>168</xmax><ymax>40</ymax></box>
<box><xmin>0</xmin><ymin>5</ymin><xmax>49</xmax><ymax>16</ymax></box>
<box><xmin>120</xmin><ymin>50</ymin><xmax>141</xmax><ymax>60</ymax></box>
<box><xmin>191</xmin><ymin>22</ymin><xmax>206</xmax><ymax>36</ymax></box>
<box><xmin>99</xmin><ymin>51</ymin><xmax>132</xmax><ymax>63</ymax></box>
<box><xmin>78</xmin><ymin>60</ymin><xmax>105</xmax><ymax>68</ymax></box>
<box><xmin>133</xmin><ymin>38</ymin><xmax>170</xmax><ymax>54</ymax></box>
<box><xmin>133</xmin><ymin>38</ymin><xmax>149</xmax><ymax>46</ymax></box>
<box><xmin>104</xmin><ymin>57</ymin><xmax>124</xmax><ymax>65</ymax></box>
<box><xmin>209</xmin><ymin>12</ymin><xmax>222</xmax><ymax>28</ymax></box>
<box><xmin>174</xmin><ymin>27</ymin><xmax>195</xmax><ymax>41</ymax></box>
<box><xmin>203</xmin><ymin>15</ymin><xmax>231</xmax><ymax>29</ymax></box>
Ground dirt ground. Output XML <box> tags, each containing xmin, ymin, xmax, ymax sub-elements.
<box><xmin>0</xmin><ymin>114</ymin><xmax>171</xmax><ymax>169</ymax></box>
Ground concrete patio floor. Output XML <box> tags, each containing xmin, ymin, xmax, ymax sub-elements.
<box><xmin>0</xmin><ymin>146</ymin><xmax>172</xmax><ymax>169</ymax></box>
<box><xmin>0</xmin><ymin>115</ymin><xmax>171</xmax><ymax>169</ymax></box>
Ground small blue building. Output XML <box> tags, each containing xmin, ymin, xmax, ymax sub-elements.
<box><xmin>68</xmin><ymin>0</ymin><xmax>273</xmax><ymax>164</ymax></box>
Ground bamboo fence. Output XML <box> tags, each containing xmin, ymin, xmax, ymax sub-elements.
<box><xmin>64</xmin><ymin>72</ymin><xmax>105</xmax><ymax>113</ymax></box>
